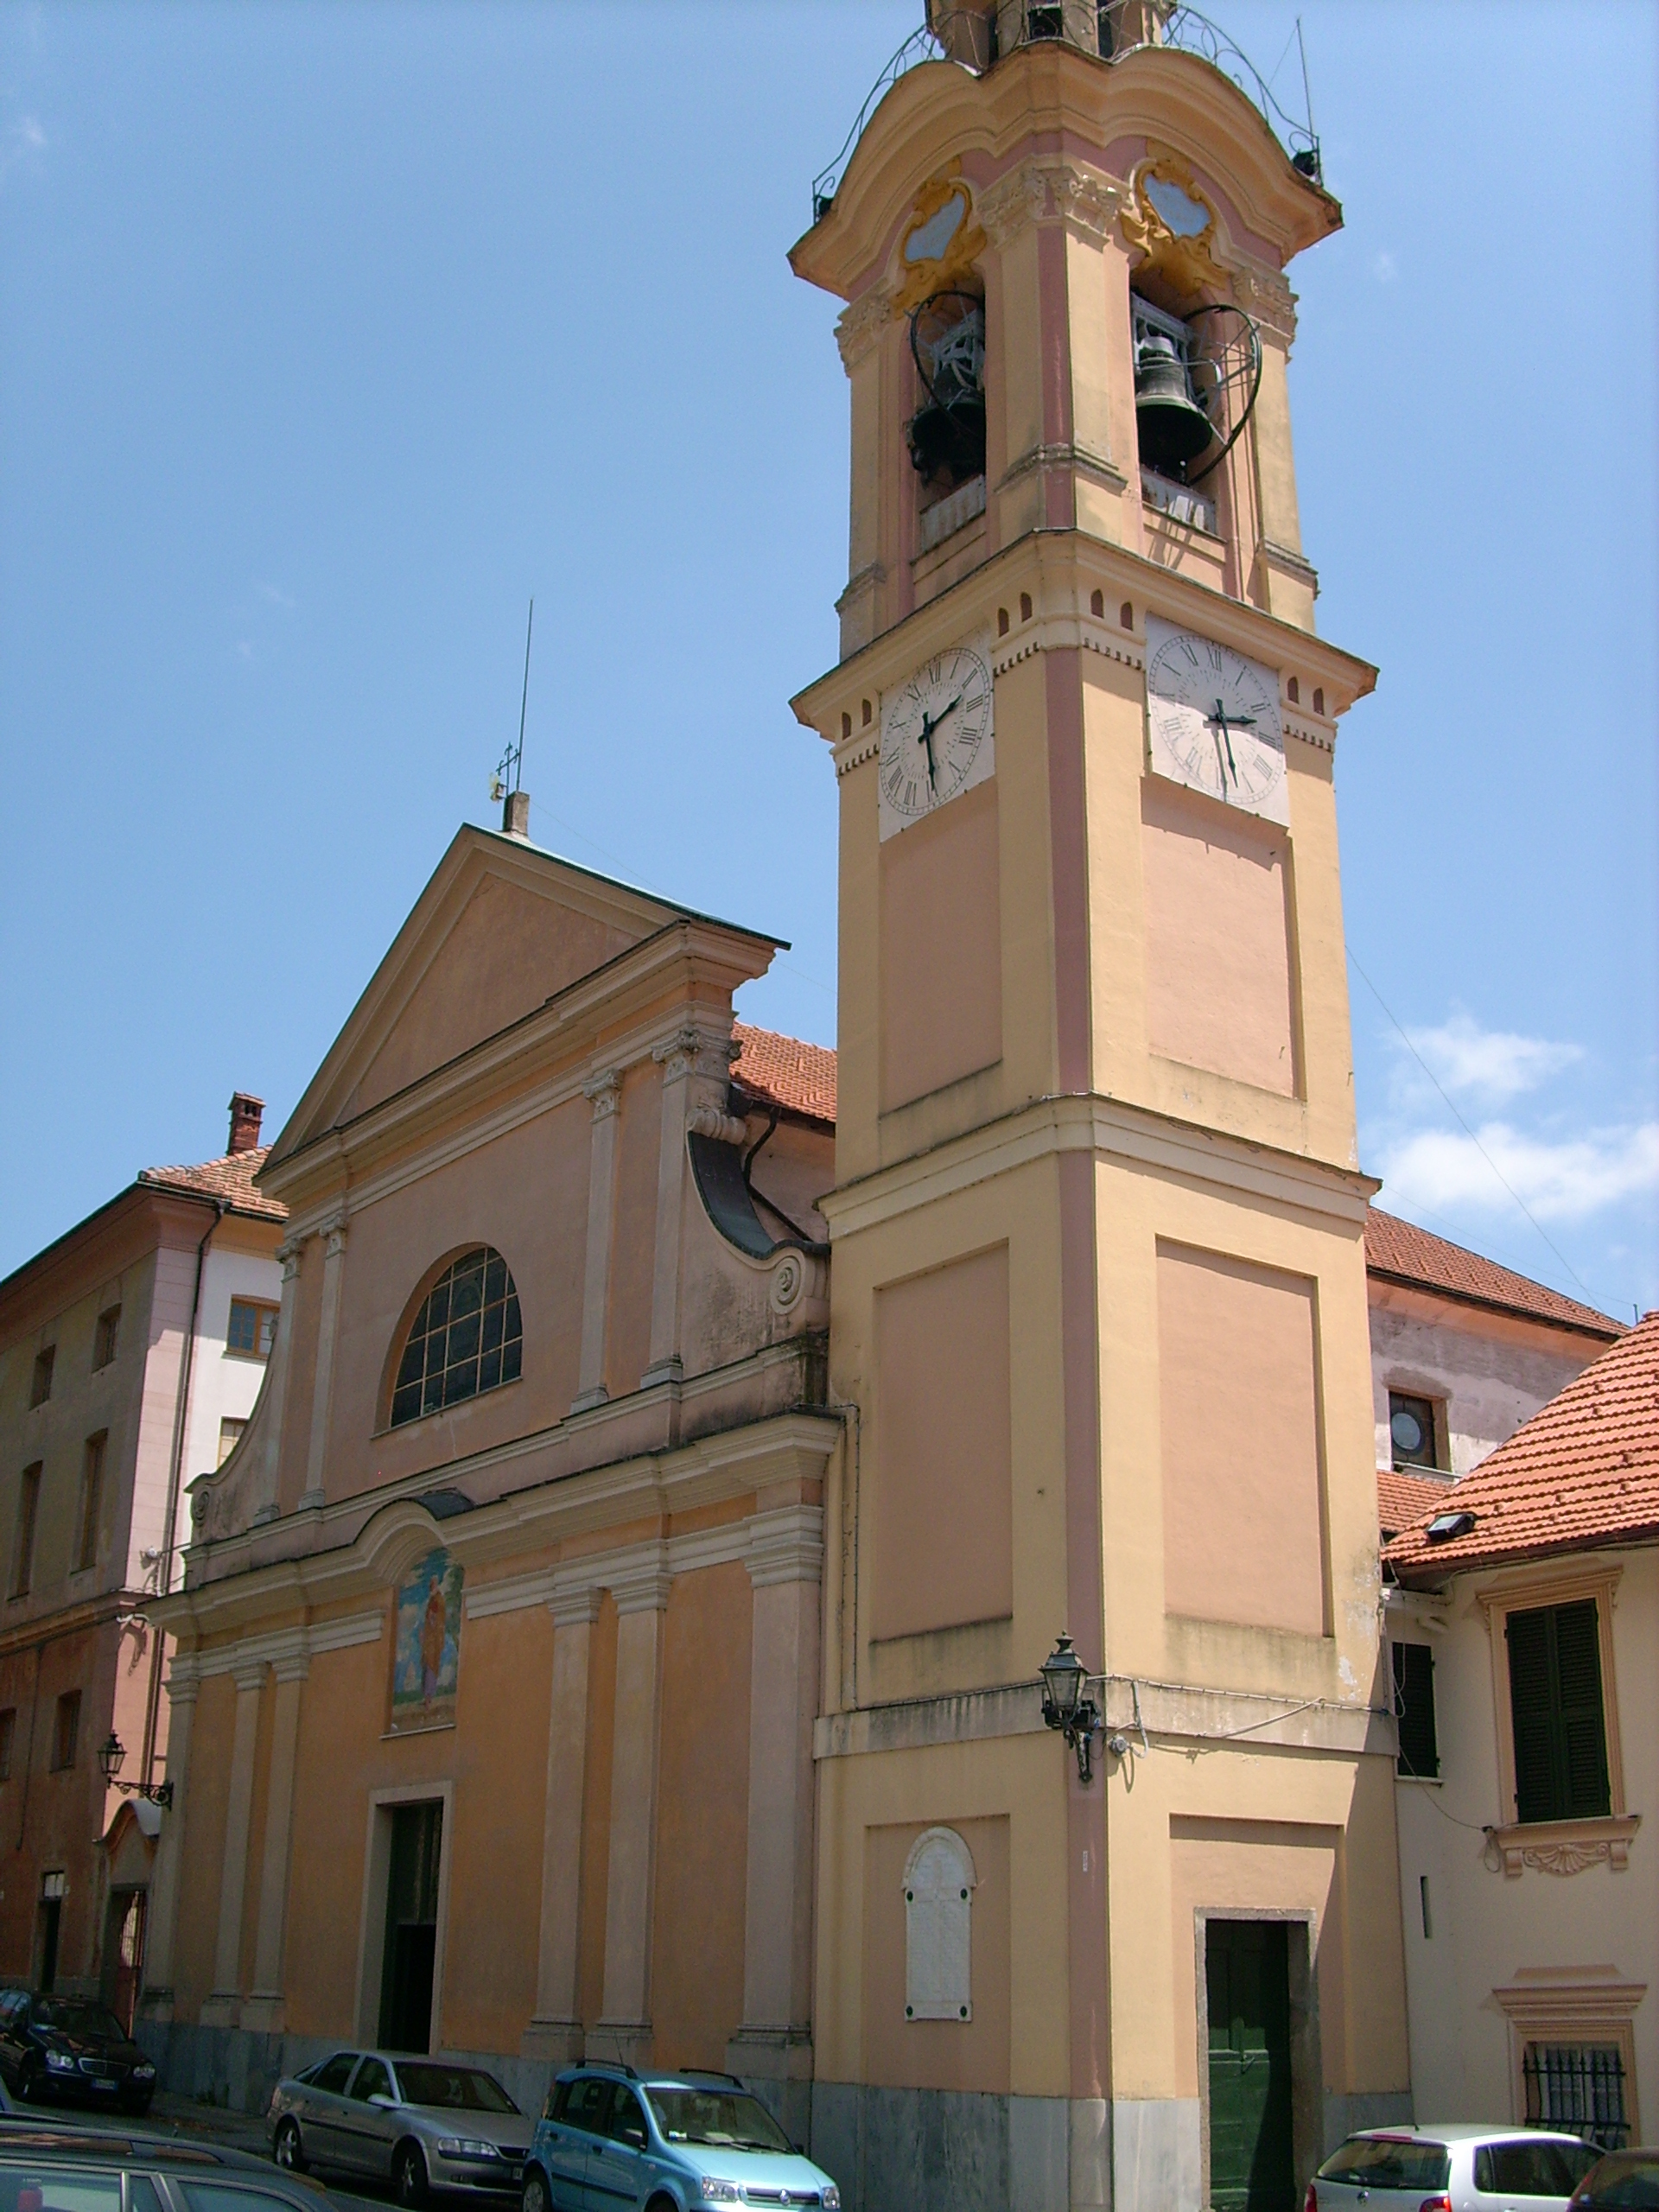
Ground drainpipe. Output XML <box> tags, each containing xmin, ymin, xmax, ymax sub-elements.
<box><xmin>140</xmin><ymin>1199</ymin><xmax>223</xmax><ymax>1786</ymax></box>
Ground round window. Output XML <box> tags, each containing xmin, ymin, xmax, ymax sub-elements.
<box><xmin>1390</xmin><ymin>1408</ymin><xmax>1427</xmax><ymax>1455</ymax></box>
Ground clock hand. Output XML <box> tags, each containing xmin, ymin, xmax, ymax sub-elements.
<box><xmin>1208</xmin><ymin>700</ymin><xmax>1240</xmax><ymax>784</ymax></box>
<box><xmin>916</xmin><ymin>711</ymin><xmax>939</xmax><ymax>791</ymax></box>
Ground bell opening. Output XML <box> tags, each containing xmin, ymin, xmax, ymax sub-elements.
<box><xmin>907</xmin><ymin>289</ymin><xmax>988</xmax><ymax>496</ymax></box>
<box><xmin>1132</xmin><ymin>292</ymin><xmax>1216</xmax><ymax>480</ymax></box>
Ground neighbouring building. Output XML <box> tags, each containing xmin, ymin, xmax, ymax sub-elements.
<box><xmin>0</xmin><ymin>1095</ymin><xmax>285</xmax><ymax>2023</ymax></box>
<box><xmin>1382</xmin><ymin>1312</ymin><xmax>1657</xmax><ymax>2152</ymax></box>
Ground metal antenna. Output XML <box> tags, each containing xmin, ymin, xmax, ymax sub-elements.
<box><xmin>492</xmin><ymin>599</ymin><xmax>534</xmax><ymax>804</ymax></box>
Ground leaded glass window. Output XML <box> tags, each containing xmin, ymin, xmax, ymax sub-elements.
<box><xmin>390</xmin><ymin>1248</ymin><xmax>521</xmax><ymax>1427</ymax></box>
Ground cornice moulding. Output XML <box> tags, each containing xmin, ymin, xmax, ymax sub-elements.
<box><xmin>818</xmin><ymin>1090</ymin><xmax>1377</xmax><ymax>1241</ymax></box>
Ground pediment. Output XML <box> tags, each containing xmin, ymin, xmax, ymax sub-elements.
<box><xmin>265</xmin><ymin>826</ymin><xmax>749</xmax><ymax>1172</ymax></box>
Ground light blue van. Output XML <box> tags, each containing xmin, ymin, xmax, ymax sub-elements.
<box><xmin>522</xmin><ymin>2068</ymin><xmax>839</xmax><ymax>2212</ymax></box>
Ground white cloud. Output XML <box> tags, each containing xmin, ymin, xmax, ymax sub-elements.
<box><xmin>254</xmin><ymin>580</ymin><xmax>295</xmax><ymax>610</ymax></box>
<box><xmin>1402</xmin><ymin>1011</ymin><xmax>1582</xmax><ymax>1107</ymax></box>
<box><xmin>1378</xmin><ymin>1120</ymin><xmax>1659</xmax><ymax>1224</ymax></box>
<box><xmin>0</xmin><ymin>114</ymin><xmax>46</xmax><ymax>180</ymax></box>
<box><xmin>1371</xmin><ymin>250</ymin><xmax>1396</xmax><ymax>283</ymax></box>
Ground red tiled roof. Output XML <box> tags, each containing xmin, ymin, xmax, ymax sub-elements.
<box><xmin>138</xmin><ymin>1146</ymin><xmax>287</xmax><ymax>1223</ymax></box>
<box><xmin>732</xmin><ymin>1023</ymin><xmax>837</xmax><ymax>1128</ymax></box>
<box><xmin>1364</xmin><ymin>1206</ymin><xmax>1621</xmax><ymax>1339</ymax></box>
<box><xmin>1385</xmin><ymin>1309</ymin><xmax>1659</xmax><ymax>1581</ymax></box>
<box><xmin>1377</xmin><ymin>1465</ymin><xmax>1449</xmax><ymax>1541</ymax></box>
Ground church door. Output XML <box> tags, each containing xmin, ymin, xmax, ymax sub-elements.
<box><xmin>1206</xmin><ymin>1919</ymin><xmax>1295</xmax><ymax>2212</ymax></box>
<box><xmin>378</xmin><ymin>1802</ymin><xmax>442</xmax><ymax>2052</ymax></box>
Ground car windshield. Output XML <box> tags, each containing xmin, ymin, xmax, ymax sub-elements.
<box><xmin>30</xmin><ymin>2005</ymin><xmax>126</xmax><ymax>2043</ymax></box>
<box><xmin>644</xmin><ymin>2090</ymin><xmax>791</xmax><ymax>2156</ymax></box>
<box><xmin>1580</xmin><ymin>2154</ymin><xmax>1659</xmax><ymax>2209</ymax></box>
<box><xmin>1318</xmin><ymin>2137</ymin><xmax>1452</xmax><ymax>2191</ymax></box>
<box><xmin>392</xmin><ymin>2067</ymin><xmax>518</xmax><ymax>2116</ymax></box>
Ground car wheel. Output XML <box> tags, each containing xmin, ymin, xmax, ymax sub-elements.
<box><xmin>521</xmin><ymin>2168</ymin><xmax>552</xmax><ymax>2212</ymax></box>
<box><xmin>394</xmin><ymin>2141</ymin><xmax>429</xmax><ymax>2209</ymax></box>
<box><xmin>273</xmin><ymin>2120</ymin><xmax>308</xmax><ymax>2175</ymax></box>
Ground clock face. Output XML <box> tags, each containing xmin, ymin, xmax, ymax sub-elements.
<box><xmin>878</xmin><ymin>640</ymin><xmax>995</xmax><ymax>840</ymax></box>
<box><xmin>1145</xmin><ymin>614</ymin><xmax>1287</xmax><ymax>825</ymax></box>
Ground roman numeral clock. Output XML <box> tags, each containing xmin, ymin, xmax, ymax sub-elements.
<box><xmin>1145</xmin><ymin>614</ymin><xmax>1287</xmax><ymax>825</ymax></box>
<box><xmin>878</xmin><ymin>639</ymin><xmax>995</xmax><ymax>839</ymax></box>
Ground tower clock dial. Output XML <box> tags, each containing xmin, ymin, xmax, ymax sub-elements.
<box><xmin>1145</xmin><ymin>614</ymin><xmax>1287</xmax><ymax>826</ymax></box>
<box><xmin>878</xmin><ymin>639</ymin><xmax>995</xmax><ymax>841</ymax></box>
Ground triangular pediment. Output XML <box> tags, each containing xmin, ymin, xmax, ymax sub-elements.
<box><xmin>265</xmin><ymin>825</ymin><xmax>774</xmax><ymax>1173</ymax></box>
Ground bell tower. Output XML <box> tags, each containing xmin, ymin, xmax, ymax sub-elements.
<box><xmin>791</xmin><ymin>13</ymin><xmax>1409</xmax><ymax>2212</ymax></box>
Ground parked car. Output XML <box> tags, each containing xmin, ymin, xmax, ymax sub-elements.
<box><xmin>1570</xmin><ymin>2150</ymin><xmax>1659</xmax><ymax>2209</ymax></box>
<box><xmin>0</xmin><ymin>2126</ymin><xmax>329</xmax><ymax>2212</ymax></box>
<box><xmin>522</xmin><ymin>2068</ymin><xmax>839</xmax><ymax>2212</ymax></box>
<box><xmin>268</xmin><ymin>2050</ymin><xmax>531</xmax><ymax>2202</ymax></box>
<box><xmin>1307</xmin><ymin>2126</ymin><xmax>1605</xmax><ymax>2210</ymax></box>
<box><xmin>0</xmin><ymin>1994</ymin><xmax>156</xmax><ymax>2115</ymax></box>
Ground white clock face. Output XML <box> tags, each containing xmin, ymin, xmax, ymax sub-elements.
<box><xmin>878</xmin><ymin>641</ymin><xmax>995</xmax><ymax>840</ymax></box>
<box><xmin>1145</xmin><ymin>614</ymin><xmax>1287</xmax><ymax>825</ymax></box>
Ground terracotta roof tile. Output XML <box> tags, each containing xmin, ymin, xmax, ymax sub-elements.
<box><xmin>732</xmin><ymin>1023</ymin><xmax>837</xmax><ymax>1128</ymax></box>
<box><xmin>1385</xmin><ymin>1309</ymin><xmax>1659</xmax><ymax>1581</ymax></box>
<box><xmin>1364</xmin><ymin>1207</ymin><xmax>1621</xmax><ymax>1338</ymax></box>
<box><xmin>1377</xmin><ymin>1465</ymin><xmax>1450</xmax><ymax>1542</ymax></box>
<box><xmin>138</xmin><ymin>1146</ymin><xmax>287</xmax><ymax>1223</ymax></box>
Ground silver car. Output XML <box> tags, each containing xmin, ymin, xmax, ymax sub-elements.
<box><xmin>269</xmin><ymin>2050</ymin><xmax>532</xmax><ymax>2205</ymax></box>
<box><xmin>1309</xmin><ymin>2126</ymin><xmax>1605</xmax><ymax>2212</ymax></box>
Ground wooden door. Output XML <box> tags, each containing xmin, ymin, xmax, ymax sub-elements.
<box><xmin>1206</xmin><ymin>1919</ymin><xmax>1295</xmax><ymax>2212</ymax></box>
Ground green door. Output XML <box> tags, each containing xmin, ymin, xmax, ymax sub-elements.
<box><xmin>1206</xmin><ymin>1920</ymin><xmax>1295</xmax><ymax>2212</ymax></box>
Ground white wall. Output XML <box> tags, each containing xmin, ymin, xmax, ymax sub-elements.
<box><xmin>1388</xmin><ymin>1551</ymin><xmax>1656</xmax><ymax>2133</ymax></box>
<box><xmin>176</xmin><ymin>1242</ymin><xmax>282</xmax><ymax>1571</ymax></box>
<box><xmin>1369</xmin><ymin>1290</ymin><xmax>1602</xmax><ymax>1478</ymax></box>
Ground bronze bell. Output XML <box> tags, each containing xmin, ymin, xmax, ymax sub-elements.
<box><xmin>1135</xmin><ymin>331</ymin><xmax>1213</xmax><ymax>471</ymax></box>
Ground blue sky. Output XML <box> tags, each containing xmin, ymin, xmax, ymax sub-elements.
<box><xmin>2</xmin><ymin>2</ymin><xmax>1654</xmax><ymax>1319</ymax></box>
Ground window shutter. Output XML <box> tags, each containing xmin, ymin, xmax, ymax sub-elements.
<box><xmin>1551</xmin><ymin>1600</ymin><xmax>1611</xmax><ymax>1820</ymax></box>
<box><xmin>1391</xmin><ymin>1642</ymin><xmax>1439</xmax><ymax>1778</ymax></box>
<box><xmin>1506</xmin><ymin>1608</ymin><xmax>1556</xmax><ymax>1822</ymax></box>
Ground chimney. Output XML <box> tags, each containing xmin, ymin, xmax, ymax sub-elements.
<box><xmin>227</xmin><ymin>1092</ymin><xmax>265</xmax><ymax>1155</ymax></box>
<box><xmin>502</xmin><ymin>788</ymin><xmax>531</xmax><ymax>841</ymax></box>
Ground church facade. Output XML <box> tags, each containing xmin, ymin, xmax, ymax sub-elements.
<box><xmin>136</xmin><ymin>14</ymin><xmax>1627</xmax><ymax>2212</ymax></box>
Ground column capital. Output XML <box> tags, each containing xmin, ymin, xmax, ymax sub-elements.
<box><xmin>549</xmin><ymin>1579</ymin><xmax>603</xmax><ymax>1630</ymax></box>
<box><xmin>607</xmin><ymin>1550</ymin><xmax>673</xmax><ymax>1616</ymax></box>
<box><xmin>276</xmin><ymin>1240</ymin><xmax>302</xmax><ymax>1280</ymax></box>
<box><xmin>230</xmin><ymin>1658</ymin><xmax>269</xmax><ymax>1694</ymax></box>
<box><xmin>321</xmin><ymin>1211</ymin><xmax>349</xmax><ymax>1259</ymax></box>
<box><xmin>583</xmin><ymin>1068</ymin><xmax>622</xmax><ymax>1118</ymax></box>
<box><xmin>835</xmin><ymin>285</ymin><xmax>893</xmax><ymax>373</ymax></box>
<box><xmin>981</xmin><ymin>156</ymin><xmax>1125</xmax><ymax>249</ymax></box>
<box><xmin>164</xmin><ymin>1656</ymin><xmax>202</xmax><ymax>1708</ymax></box>
<box><xmin>747</xmin><ymin>1505</ymin><xmax>825</xmax><ymax>1590</ymax></box>
<box><xmin>1232</xmin><ymin>260</ymin><xmax>1298</xmax><ymax>343</ymax></box>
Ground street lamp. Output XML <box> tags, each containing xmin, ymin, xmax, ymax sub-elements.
<box><xmin>1039</xmin><ymin>1632</ymin><xmax>1101</xmax><ymax>1785</ymax></box>
<box><xmin>97</xmin><ymin>1732</ymin><xmax>173</xmax><ymax>1811</ymax></box>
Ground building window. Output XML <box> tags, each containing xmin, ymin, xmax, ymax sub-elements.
<box><xmin>903</xmin><ymin>1826</ymin><xmax>976</xmax><ymax>2022</ymax></box>
<box><xmin>1506</xmin><ymin>1599</ymin><xmax>1610</xmax><ymax>1823</ymax></box>
<box><xmin>1392</xmin><ymin>1641</ymin><xmax>1439</xmax><ymax>1778</ymax></box>
<box><xmin>218</xmin><ymin>1418</ymin><xmax>247</xmax><ymax>1467</ymax></box>
<box><xmin>10</xmin><ymin>1465</ymin><xmax>41</xmax><ymax>1599</ymax></box>
<box><xmin>226</xmin><ymin>1300</ymin><xmax>279</xmax><ymax>1360</ymax></box>
<box><xmin>29</xmin><ymin>1348</ymin><xmax>54</xmax><ymax>1409</ymax></box>
<box><xmin>50</xmin><ymin>1691</ymin><xmax>79</xmax><ymax>1771</ymax></box>
<box><xmin>1522</xmin><ymin>2043</ymin><xmax>1630</xmax><ymax>2151</ymax></box>
<box><xmin>1389</xmin><ymin>1390</ymin><xmax>1442</xmax><ymax>1471</ymax></box>
<box><xmin>92</xmin><ymin>1306</ymin><xmax>121</xmax><ymax>1370</ymax></box>
<box><xmin>0</xmin><ymin>1708</ymin><xmax>14</xmax><ymax>1782</ymax></box>
<box><xmin>389</xmin><ymin>1247</ymin><xmax>522</xmax><ymax>1428</ymax></box>
<box><xmin>75</xmin><ymin>1433</ymin><xmax>105</xmax><ymax>1573</ymax></box>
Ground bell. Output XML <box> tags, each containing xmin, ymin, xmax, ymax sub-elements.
<box><xmin>1135</xmin><ymin>332</ymin><xmax>1213</xmax><ymax>471</ymax></box>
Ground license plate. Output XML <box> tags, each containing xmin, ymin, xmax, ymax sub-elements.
<box><xmin>91</xmin><ymin>2080</ymin><xmax>118</xmax><ymax>2092</ymax></box>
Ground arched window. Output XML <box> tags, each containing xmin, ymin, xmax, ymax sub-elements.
<box><xmin>903</xmin><ymin>1826</ymin><xmax>976</xmax><ymax>2022</ymax></box>
<box><xmin>389</xmin><ymin>1248</ymin><xmax>521</xmax><ymax>1427</ymax></box>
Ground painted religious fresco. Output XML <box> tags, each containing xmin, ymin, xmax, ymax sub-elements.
<box><xmin>390</xmin><ymin>1547</ymin><xmax>463</xmax><ymax>1732</ymax></box>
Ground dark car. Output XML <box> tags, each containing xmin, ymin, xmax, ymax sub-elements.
<box><xmin>1571</xmin><ymin>2150</ymin><xmax>1659</xmax><ymax>2209</ymax></box>
<box><xmin>0</xmin><ymin>2126</ymin><xmax>331</xmax><ymax>2212</ymax></box>
<box><xmin>0</xmin><ymin>1994</ymin><xmax>156</xmax><ymax>2114</ymax></box>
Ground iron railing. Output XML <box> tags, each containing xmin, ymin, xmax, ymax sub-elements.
<box><xmin>809</xmin><ymin>4</ymin><xmax>1321</xmax><ymax>223</ymax></box>
<box><xmin>1522</xmin><ymin>2044</ymin><xmax>1630</xmax><ymax>2152</ymax></box>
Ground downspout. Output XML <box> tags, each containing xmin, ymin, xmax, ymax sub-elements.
<box><xmin>140</xmin><ymin>1199</ymin><xmax>223</xmax><ymax>1786</ymax></box>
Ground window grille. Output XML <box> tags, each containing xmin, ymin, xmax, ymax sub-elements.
<box><xmin>391</xmin><ymin>1247</ymin><xmax>522</xmax><ymax>1428</ymax></box>
<box><xmin>1522</xmin><ymin>2043</ymin><xmax>1629</xmax><ymax>2151</ymax></box>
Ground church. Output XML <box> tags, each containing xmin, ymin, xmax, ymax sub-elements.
<box><xmin>136</xmin><ymin>9</ymin><xmax>1624</xmax><ymax>2209</ymax></box>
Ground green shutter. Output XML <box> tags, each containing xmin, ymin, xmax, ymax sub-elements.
<box><xmin>1392</xmin><ymin>1642</ymin><xmax>1440</xmax><ymax>1778</ymax></box>
<box><xmin>1551</xmin><ymin>1601</ymin><xmax>1611</xmax><ymax>1819</ymax></box>
<box><xmin>1507</xmin><ymin>1601</ymin><xmax>1611</xmax><ymax>1823</ymax></box>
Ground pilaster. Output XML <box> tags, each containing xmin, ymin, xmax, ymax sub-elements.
<box><xmin>240</xmin><ymin>1645</ymin><xmax>308</xmax><ymax>2034</ymax></box>
<box><xmin>297</xmin><ymin>1216</ymin><xmax>347</xmax><ymax>1513</ymax></box>
<box><xmin>643</xmin><ymin>1027</ymin><xmax>736</xmax><ymax>1389</ymax></box>
<box><xmin>200</xmin><ymin>1659</ymin><xmax>265</xmax><ymax>2025</ymax></box>
<box><xmin>594</xmin><ymin>1554</ymin><xmax>672</xmax><ymax>2066</ymax></box>
<box><xmin>523</xmin><ymin>1582</ymin><xmax>601</xmax><ymax>2063</ymax></box>
<box><xmin>572</xmin><ymin>1071</ymin><xmax>622</xmax><ymax>1414</ymax></box>
<box><xmin>137</xmin><ymin>1654</ymin><xmax>199</xmax><ymax>2021</ymax></box>
<box><xmin>251</xmin><ymin>1242</ymin><xmax>302</xmax><ymax>1524</ymax></box>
